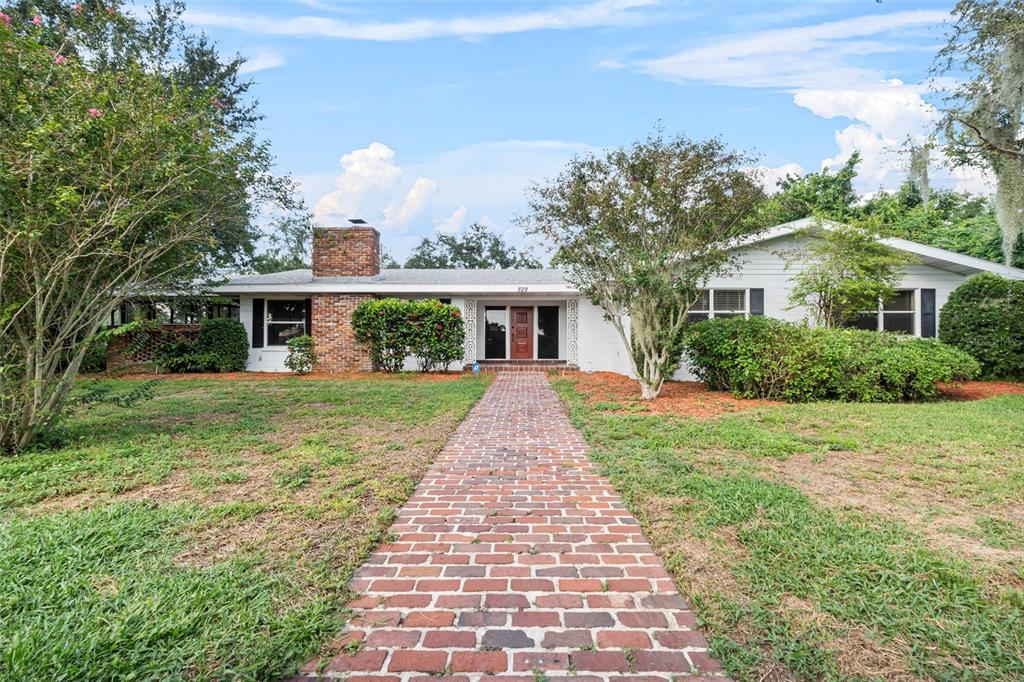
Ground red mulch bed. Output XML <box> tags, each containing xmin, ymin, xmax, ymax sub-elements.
<box><xmin>563</xmin><ymin>371</ymin><xmax>778</xmax><ymax>418</ymax></box>
<box><xmin>938</xmin><ymin>380</ymin><xmax>1024</xmax><ymax>401</ymax></box>
<box><xmin>565</xmin><ymin>372</ymin><xmax>1024</xmax><ymax>418</ymax></box>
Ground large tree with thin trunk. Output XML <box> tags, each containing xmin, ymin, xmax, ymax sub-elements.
<box><xmin>518</xmin><ymin>131</ymin><xmax>766</xmax><ymax>399</ymax></box>
<box><xmin>0</xmin><ymin>13</ymin><xmax>282</xmax><ymax>452</ymax></box>
<box><xmin>933</xmin><ymin>0</ymin><xmax>1024</xmax><ymax>265</ymax></box>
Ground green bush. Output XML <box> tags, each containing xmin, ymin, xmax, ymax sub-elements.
<box><xmin>352</xmin><ymin>298</ymin><xmax>464</xmax><ymax>373</ymax></box>
<box><xmin>684</xmin><ymin>316</ymin><xmax>979</xmax><ymax>402</ymax></box>
<box><xmin>79</xmin><ymin>340</ymin><xmax>108</xmax><ymax>373</ymax></box>
<box><xmin>939</xmin><ymin>273</ymin><xmax>1024</xmax><ymax>380</ymax></box>
<box><xmin>153</xmin><ymin>318</ymin><xmax>248</xmax><ymax>373</ymax></box>
<box><xmin>284</xmin><ymin>335</ymin><xmax>316</xmax><ymax>374</ymax></box>
<box><xmin>408</xmin><ymin>300</ymin><xmax>464</xmax><ymax>372</ymax></box>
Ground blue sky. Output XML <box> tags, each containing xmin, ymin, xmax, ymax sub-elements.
<box><xmin>179</xmin><ymin>0</ymin><xmax>979</xmax><ymax>260</ymax></box>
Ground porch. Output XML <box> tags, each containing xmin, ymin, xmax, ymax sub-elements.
<box><xmin>461</xmin><ymin>297</ymin><xmax>579</xmax><ymax>369</ymax></box>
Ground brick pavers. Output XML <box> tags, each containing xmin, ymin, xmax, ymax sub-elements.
<box><xmin>294</xmin><ymin>372</ymin><xmax>729</xmax><ymax>681</ymax></box>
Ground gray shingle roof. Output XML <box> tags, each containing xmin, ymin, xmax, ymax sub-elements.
<box><xmin>218</xmin><ymin>268</ymin><xmax>569</xmax><ymax>288</ymax></box>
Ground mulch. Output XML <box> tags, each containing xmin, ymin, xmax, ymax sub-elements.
<box><xmin>564</xmin><ymin>371</ymin><xmax>1024</xmax><ymax>418</ymax></box>
<box><xmin>937</xmin><ymin>380</ymin><xmax>1024</xmax><ymax>401</ymax></box>
<box><xmin>562</xmin><ymin>371</ymin><xmax>778</xmax><ymax>418</ymax></box>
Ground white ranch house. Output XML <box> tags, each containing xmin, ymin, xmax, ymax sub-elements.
<box><xmin>211</xmin><ymin>219</ymin><xmax>1024</xmax><ymax>378</ymax></box>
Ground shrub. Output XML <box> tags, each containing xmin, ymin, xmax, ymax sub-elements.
<box><xmin>79</xmin><ymin>340</ymin><xmax>108</xmax><ymax>373</ymax></box>
<box><xmin>285</xmin><ymin>336</ymin><xmax>316</xmax><ymax>374</ymax></box>
<box><xmin>939</xmin><ymin>273</ymin><xmax>1024</xmax><ymax>380</ymax></box>
<box><xmin>684</xmin><ymin>317</ymin><xmax>979</xmax><ymax>402</ymax></box>
<box><xmin>194</xmin><ymin>318</ymin><xmax>249</xmax><ymax>372</ymax></box>
<box><xmin>352</xmin><ymin>298</ymin><xmax>464</xmax><ymax>372</ymax></box>
<box><xmin>408</xmin><ymin>300</ymin><xmax>464</xmax><ymax>372</ymax></box>
<box><xmin>153</xmin><ymin>318</ymin><xmax>248</xmax><ymax>373</ymax></box>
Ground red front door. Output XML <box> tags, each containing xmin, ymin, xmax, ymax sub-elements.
<box><xmin>510</xmin><ymin>307</ymin><xmax>533</xmax><ymax>359</ymax></box>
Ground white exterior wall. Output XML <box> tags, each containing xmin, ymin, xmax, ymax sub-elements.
<box><xmin>239</xmin><ymin>294</ymin><xmax>290</xmax><ymax>372</ymax></box>
<box><xmin>574</xmin><ymin>234</ymin><xmax>977</xmax><ymax>381</ymax></box>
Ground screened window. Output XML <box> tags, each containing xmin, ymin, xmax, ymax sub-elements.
<box><xmin>843</xmin><ymin>290</ymin><xmax>916</xmax><ymax>335</ymax></box>
<box><xmin>266</xmin><ymin>300</ymin><xmax>306</xmax><ymax>346</ymax></box>
<box><xmin>537</xmin><ymin>306</ymin><xmax>559</xmax><ymax>359</ymax></box>
<box><xmin>687</xmin><ymin>289</ymin><xmax>747</xmax><ymax>323</ymax></box>
<box><xmin>484</xmin><ymin>307</ymin><xmax>507</xmax><ymax>359</ymax></box>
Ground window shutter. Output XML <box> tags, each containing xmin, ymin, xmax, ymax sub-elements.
<box><xmin>252</xmin><ymin>298</ymin><xmax>265</xmax><ymax>348</ymax></box>
<box><xmin>749</xmin><ymin>289</ymin><xmax>765</xmax><ymax>316</ymax></box>
<box><xmin>305</xmin><ymin>298</ymin><xmax>313</xmax><ymax>337</ymax></box>
<box><xmin>920</xmin><ymin>289</ymin><xmax>936</xmax><ymax>338</ymax></box>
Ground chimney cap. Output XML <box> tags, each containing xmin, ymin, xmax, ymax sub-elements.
<box><xmin>348</xmin><ymin>218</ymin><xmax>368</xmax><ymax>225</ymax></box>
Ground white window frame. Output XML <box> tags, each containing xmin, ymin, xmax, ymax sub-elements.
<box><xmin>265</xmin><ymin>299</ymin><xmax>307</xmax><ymax>348</ymax></box>
<box><xmin>854</xmin><ymin>288</ymin><xmax>920</xmax><ymax>336</ymax></box>
<box><xmin>690</xmin><ymin>289</ymin><xmax>750</xmax><ymax>320</ymax></box>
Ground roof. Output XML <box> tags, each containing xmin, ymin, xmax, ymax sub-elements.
<box><xmin>733</xmin><ymin>218</ymin><xmax>1024</xmax><ymax>280</ymax></box>
<box><xmin>214</xmin><ymin>268</ymin><xmax>573</xmax><ymax>295</ymax></box>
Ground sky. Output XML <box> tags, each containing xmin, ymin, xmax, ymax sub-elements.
<box><xmin>178</xmin><ymin>0</ymin><xmax>984</xmax><ymax>261</ymax></box>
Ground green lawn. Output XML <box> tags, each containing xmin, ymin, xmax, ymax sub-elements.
<box><xmin>553</xmin><ymin>378</ymin><xmax>1024</xmax><ymax>682</ymax></box>
<box><xmin>0</xmin><ymin>374</ymin><xmax>490</xmax><ymax>680</ymax></box>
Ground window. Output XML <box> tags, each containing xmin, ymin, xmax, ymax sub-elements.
<box><xmin>484</xmin><ymin>307</ymin><xmax>507</xmax><ymax>359</ymax></box>
<box><xmin>439</xmin><ymin>298</ymin><xmax>452</xmax><ymax>305</ymax></box>
<box><xmin>843</xmin><ymin>290</ymin><xmax>917</xmax><ymax>335</ymax></box>
<box><xmin>882</xmin><ymin>290</ymin><xmax>915</xmax><ymax>333</ymax></box>
<box><xmin>687</xmin><ymin>289</ymin><xmax>747</xmax><ymax>323</ymax></box>
<box><xmin>266</xmin><ymin>300</ymin><xmax>307</xmax><ymax>346</ymax></box>
<box><xmin>537</xmin><ymin>306</ymin><xmax>559</xmax><ymax>359</ymax></box>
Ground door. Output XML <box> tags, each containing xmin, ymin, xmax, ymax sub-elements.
<box><xmin>510</xmin><ymin>307</ymin><xmax>533</xmax><ymax>359</ymax></box>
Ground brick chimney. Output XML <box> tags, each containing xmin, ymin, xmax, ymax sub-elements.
<box><xmin>312</xmin><ymin>225</ymin><xmax>381</xmax><ymax>277</ymax></box>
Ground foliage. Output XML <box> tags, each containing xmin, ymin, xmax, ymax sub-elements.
<box><xmin>80</xmin><ymin>340</ymin><xmax>109</xmax><ymax>374</ymax></box>
<box><xmin>684</xmin><ymin>316</ymin><xmax>980</xmax><ymax>402</ymax></box>
<box><xmin>352</xmin><ymin>299</ymin><xmax>464</xmax><ymax>373</ymax></box>
<box><xmin>519</xmin><ymin>130</ymin><xmax>766</xmax><ymax>399</ymax></box>
<box><xmin>0</xmin><ymin>375</ymin><xmax>489</xmax><ymax>678</ymax></box>
<box><xmin>407</xmin><ymin>301</ymin><xmax>465</xmax><ymax>372</ymax></box>
<box><xmin>284</xmin><ymin>335</ymin><xmax>316</xmax><ymax>374</ymax></box>
<box><xmin>932</xmin><ymin>0</ymin><xmax>1024</xmax><ymax>265</ymax></box>
<box><xmin>783</xmin><ymin>222</ymin><xmax>915</xmax><ymax>327</ymax></box>
<box><xmin>153</xmin><ymin>319</ymin><xmax>248</xmax><ymax>374</ymax></box>
<box><xmin>0</xmin><ymin>8</ymin><xmax>300</xmax><ymax>453</ymax></box>
<box><xmin>554</xmin><ymin>378</ymin><xmax>1024</xmax><ymax>680</ymax></box>
<box><xmin>404</xmin><ymin>222</ymin><xmax>541</xmax><ymax>269</ymax></box>
<box><xmin>758</xmin><ymin>153</ymin><xmax>860</xmax><ymax>225</ymax></box>
<box><xmin>939</xmin><ymin>273</ymin><xmax>1024</xmax><ymax>379</ymax></box>
<box><xmin>194</xmin><ymin>318</ymin><xmax>249</xmax><ymax>372</ymax></box>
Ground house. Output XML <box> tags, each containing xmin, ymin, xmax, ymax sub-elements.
<box><xmin>212</xmin><ymin>219</ymin><xmax>1024</xmax><ymax>378</ymax></box>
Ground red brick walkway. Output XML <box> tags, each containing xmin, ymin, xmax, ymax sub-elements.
<box><xmin>294</xmin><ymin>372</ymin><xmax>728</xmax><ymax>681</ymax></box>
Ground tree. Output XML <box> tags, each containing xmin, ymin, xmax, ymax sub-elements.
<box><xmin>758</xmin><ymin>153</ymin><xmax>861</xmax><ymax>225</ymax></box>
<box><xmin>783</xmin><ymin>222</ymin><xmax>915</xmax><ymax>328</ymax></box>
<box><xmin>519</xmin><ymin>131</ymin><xmax>766</xmax><ymax>399</ymax></box>
<box><xmin>0</xmin><ymin>16</ymin><xmax>278</xmax><ymax>452</ymax></box>
<box><xmin>404</xmin><ymin>223</ymin><xmax>541</xmax><ymax>269</ymax></box>
<box><xmin>933</xmin><ymin>0</ymin><xmax>1024</xmax><ymax>265</ymax></box>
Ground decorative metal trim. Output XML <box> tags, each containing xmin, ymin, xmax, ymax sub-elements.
<box><xmin>463</xmin><ymin>298</ymin><xmax>477</xmax><ymax>362</ymax></box>
<box><xmin>567</xmin><ymin>297</ymin><xmax>579</xmax><ymax>366</ymax></box>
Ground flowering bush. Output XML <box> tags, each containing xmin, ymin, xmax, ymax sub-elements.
<box><xmin>352</xmin><ymin>298</ymin><xmax>463</xmax><ymax>373</ymax></box>
<box><xmin>284</xmin><ymin>335</ymin><xmax>316</xmax><ymax>374</ymax></box>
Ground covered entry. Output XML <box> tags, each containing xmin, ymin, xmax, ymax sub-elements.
<box><xmin>464</xmin><ymin>299</ymin><xmax>578</xmax><ymax>367</ymax></box>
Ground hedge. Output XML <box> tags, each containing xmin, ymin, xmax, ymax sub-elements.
<box><xmin>684</xmin><ymin>316</ymin><xmax>979</xmax><ymax>402</ymax></box>
<box><xmin>352</xmin><ymin>298</ymin><xmax>463</xmax><ymax>372</ymax></box>
<box><xmin>939</xmin><ymin>273</ymin><xmax>1024</xmax><ymax>380</ymax></box>
<box><xmin>153</xmin><ymin>318</ymin><xmax>248</xmax><ymax>373</ymax></box>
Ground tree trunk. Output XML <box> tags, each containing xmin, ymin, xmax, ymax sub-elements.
<box><xmin>995</xmin><ymin>162</ymin><xmax>1024</xmax><ymax>266</ymax></box>
<box><xmin>639</xmin><ymin>379</ymin><xmax>661</xmax><ymax>400</ymax></box>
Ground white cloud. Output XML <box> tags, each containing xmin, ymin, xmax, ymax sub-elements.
<box><xmin>638</xmin><ymin>10</ymin><xmax>948</xmax><ymax>89</ymax></box>
<box><xmin>757</xmin><ymin>162</ymin><xmax>805</xmax><ymax>192</ymax></box>
<box><xmin>383</xmin><ymin>177</ymin><xmax>438</xmax><ymax>226</ymax></box>
<box><xmin>313</xmin><ymin>142</ymin><xmax>404</xmax><ymax>223</ymax></box>
<box><xmin>184</xmin><ymin>0</ymin><xmax>656</xmax><ymax>42</ymax></box>
<box><xmin>596</xmin><ymin>58</ymin><xmax>627</xmax><ymax>70</ymax></box>
<box><xmin>435</xmin><ymin>206</ymin><xmax>469</xmax><ymax>233</ymax></box>
<box><xmin>238</xmin><ymin>48</ymin><xmax>286</xmax><ymax>74</ymax></box>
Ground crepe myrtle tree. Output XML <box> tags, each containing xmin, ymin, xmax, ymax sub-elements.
<box><xmin>0</xmin><ymin>22</ymin><xmax>279</xmax><ymax>452</ymax></box>
<box><xmin>519</xmin><ymin>131</ymin><xmax>766</xmax><ymax>399</ymax></box>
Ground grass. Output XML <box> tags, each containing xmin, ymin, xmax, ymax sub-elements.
<box><xmin>0</xmin><ymin>373</ymin><xmax>490</xmax><ymax>680</ymax></box>
<box><xmin>553</xmin><ymin>378</ymin><xmax>1024</xmax><ymax>682</ymax></box>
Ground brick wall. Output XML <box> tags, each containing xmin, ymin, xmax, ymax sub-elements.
<box><xmin>312</xmin><ymin>227</ymin><xmax>380</xmax><ymax>277</ymax></box>
<box><xmin>106</xmin><ymin>325</ymin><xmax>202</xmax><ymax>371</ymax></box>
<box><xmin>312</xmin><ymin>293</ymin><xmax>374</xmax><ymax>372</ymax></box>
